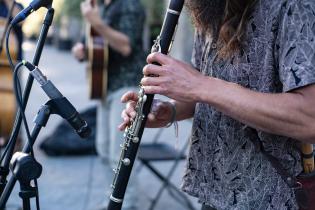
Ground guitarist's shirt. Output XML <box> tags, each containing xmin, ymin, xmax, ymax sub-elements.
<box><xmin>102</xmin><ymin>0</ymin><xmax>145</xmax><ymax>92</ymax></box>
<box><xmin>182</xmin><ymin>0</ymin><xmax>315</xmax><ymax>209</ymax></box>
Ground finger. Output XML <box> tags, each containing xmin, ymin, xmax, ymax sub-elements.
<box><xmin>143</xmin><ymin>86</ymin><xmax>165</xmax><ymax>95</ymax></box>
<box><xmin>141</xmin><ymin>76</ymin><xmax>164</xmax><ymax>87</ymax></box>
<box><xmin>118</xmin><ymin>122</ymin><xmax>128</xmax><ymax>131</ymax></box>
<box><xmin>121</xmin><ymin>110</ymin><xmax>132</xmax><ymax>123</ymax></box>
<box><xmin>143</xmin><ymin>64</ymin><xmax>165</xmax><ymax>76</ymax></box>
<box><xmin>121</xmin><ymin>91</ymin><xmax>138</xmax><ymax>103</ymax></box>
<box><xmin>126</xmin><ymin>101</ymin><xmax>137</xmax><ymax>118</ymax></box>
<box><xmin>147</xmin><ymin>52</ymin><xmax>174</xmax><ymax>65</ymax></box>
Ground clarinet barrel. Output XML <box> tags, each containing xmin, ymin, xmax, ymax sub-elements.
<box><xmin>107</xmin><ymin>0</ymin><xmax>184</xmax><ymax>210</ymax></box>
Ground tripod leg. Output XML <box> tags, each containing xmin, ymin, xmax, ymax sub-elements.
<box><xmin>22</xmin><ymin>197</ymin><xmax>31</xmax><ymax>210</ymax></box>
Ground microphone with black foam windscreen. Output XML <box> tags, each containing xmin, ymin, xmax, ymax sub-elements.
<box><xmin>11</xmin><ymin>0</ymin><xmax>53</xmax><ymax>25</ymax></box>
<box><xmin>22</xmin><ymin>61</ymin><xmax>91</xmax><ymax>139</ymax></box>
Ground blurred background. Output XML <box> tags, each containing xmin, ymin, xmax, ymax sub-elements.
<box><xmin>21</xmin><ymin>0</ymin><xmax>194</xmax><ymax>59</ymax></box>
<box><xmin>2</xmin><ymin>0</ymin><xmax>197</xmax><ymax>209</ymax></box>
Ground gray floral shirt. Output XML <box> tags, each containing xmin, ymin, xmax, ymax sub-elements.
<box><xmin>102</xmin><ymin>0</ymin><xmax>145</xmax><ymax>92</ymax></box>
<box><xmin>182</xmin><ymin>0</ymin><xmax>315</xmax><ymax>209</ymax></box>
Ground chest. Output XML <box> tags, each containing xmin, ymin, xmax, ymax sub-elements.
<box><xmin>199</xmin><ymin>8</ymin><xmax>282</xmax><ymax>93</ymax></box>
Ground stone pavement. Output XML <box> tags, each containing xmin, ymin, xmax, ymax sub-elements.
<box><xmin>5</xmin><ymin>41</ymin><xmax>200</xmax><ymax>210</ymax></box>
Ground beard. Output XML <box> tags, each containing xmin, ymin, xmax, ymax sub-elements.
<box><xmin>185</xmin><ymin>0</ymin><xmax>226</xmax><ymax>34</ymax></box>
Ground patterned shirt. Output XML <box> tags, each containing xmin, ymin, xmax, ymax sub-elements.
<box><xmin>102</xmin><ymin>0</ymin><xmax>145</xmax><ymax>92</ymax></box>
<box><xmin>182</xmin><ymin>0</ymin><xmax>315</xmax><ymax>209</ymax></box>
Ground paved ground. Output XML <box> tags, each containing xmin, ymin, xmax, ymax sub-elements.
<box><xmin>4</xmin><ymin>41</ymin><xmax>200</xmax><ymax>210</ymax></box>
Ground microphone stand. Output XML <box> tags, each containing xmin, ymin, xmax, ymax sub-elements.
<box><xmin>0</xmin><ymin>5</ymin><xmax>54</xmax><ymax>198</ymax></box>
<box><xmin>0</xmin><ymin>98</ymin><xmax>78</xmax><ymax>209</ymax></box>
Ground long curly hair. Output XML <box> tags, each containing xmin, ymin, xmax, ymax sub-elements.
<box><xmin>186</xmin><ymin>0</ymin><xmax>257</xmax><ymax>58</ymax></box>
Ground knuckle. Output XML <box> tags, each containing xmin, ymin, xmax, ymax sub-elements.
<box><xmin>141</xmin><ymin>77</ymin><xmax>147</xmax><ymax>85</ymax></box>
<box><xmin>162</xmin><ymin>86</ymin><xmax>170</xmax><ymax>95</ymax></box>
<box><xmin>151</xmin><ymin>52</ymin><xmax>159</xmax><ymax>59</ymax></box>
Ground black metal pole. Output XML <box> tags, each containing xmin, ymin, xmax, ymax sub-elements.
<box><xmin>0</xmin><ymin>7</ymin><xmax>54</xmax><ymax>195</ymax></box>
<box><xmin>0</xmin><ymin>123</ymin><xmax>43</xmax><ymax>209</ymax></box>
<box><xmin>0</xmin><ymin>104</ymin><xmax>51</xmax><ymax>209</ymax></box>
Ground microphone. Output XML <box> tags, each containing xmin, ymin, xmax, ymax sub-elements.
<box><xmin>23</xmin><ymin>61</ymin><xmax>91</xmax><ymax>139</ymax></box>
<box><xmin>11</xmin><ymin>0</ymin><xmax>53</xmax><ymax>25</ymax></box>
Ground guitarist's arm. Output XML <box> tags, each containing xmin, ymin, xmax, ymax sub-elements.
<box><xmin>80</xmin><ymin>1</ymin><xmax>131</xmax><ymax>57</ymax></box>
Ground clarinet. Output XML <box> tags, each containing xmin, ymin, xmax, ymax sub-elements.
<box><xmin>107</xmin><ymin>0</ymin><xmax>184</xmax><ymax>209</ymax></box>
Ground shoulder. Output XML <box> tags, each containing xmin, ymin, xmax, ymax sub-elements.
<box><xmin>267</xmin><ymin>0</ymin><xmax>315</xmax><ymax>18</ymax></box>
<box><xmin>274</xmin><ymin>0</ymin><xmax>315</xmax><ymax>30</ymax></box>
<box><xmin>252</xmin><ymin>0</ymin><xmax>314</xmax><ymax>31</ymax></box>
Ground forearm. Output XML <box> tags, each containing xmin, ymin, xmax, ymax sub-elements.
<box><xmin>199</xmin><ymin>77</ymin><xmax>315</xmax><ymax>143</ymax></box>
<box><xmin>92</xmin><ymin>19</ymin><xmax>131</xmax><ymax>56</ymax></box>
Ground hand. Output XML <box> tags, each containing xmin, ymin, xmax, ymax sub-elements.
<box><xmin>118</xmin><ymin>91</ymin><xmax>175</xmax><ymax>131</ymax></box>
<box><xmin>141</xmin><ymin>52</ymin><xmax>205</xmax><ymax>103</ymax></box>
<box><xmin>72</xmin><ymin>42</ymin><xmax>85</xmax><ymax>61</ymax></box>
<box><xmin>80</xmin><ymin>0</ymin><xmax>102</xmax><ymax>27</ymax></box>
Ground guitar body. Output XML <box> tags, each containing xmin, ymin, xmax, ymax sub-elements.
<box><xmin>86</xmin><ymin>0</ymin><xmax>108</xmax><ymax>100</ymax></box>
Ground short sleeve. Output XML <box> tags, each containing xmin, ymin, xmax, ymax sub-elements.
<box><xmin>117</xmin><ymin>0</ymin><xmax>145</xmax><ymax>52</ymax></box>
<box><xmin>277</xmin><ymin>0</ymin><xmax>315</xmax><ymax>92</ymax></box>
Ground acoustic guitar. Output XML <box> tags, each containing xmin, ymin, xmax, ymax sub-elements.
<box><xmin>85</xmin><ymin>0</ymin><xmax>109</xmax><ymax>100</ymax></box>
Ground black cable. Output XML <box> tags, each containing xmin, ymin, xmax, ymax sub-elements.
<box><xmin>13</xmin><ymin>62</ymin><xmax>41</xmax><ymax>210</ymax></box>
<box><xmin>4</xmin><ymin>24</ymin><xmax>42</xmax><ymax>209</ymax></box>
<box><xmin>0</xmin><ymin>63</ymin><xmax>22</xmax><ymax>164</ymax></box>
<box><xmin>0</xmin><ymin>23</ymin><xmax>20</xmax><ymax>164</ymax></box>
<box><xmin>5</xmin><ymin>23</ymin><xmax>15</xmax><ymax>70</ymax></box>
<box><xmin>13</xmin><ymin>62</ymin><xmax>33</xmax><ymax>154</ymax></box>
<box><xmin>1</xmin><ymin>24</ymin><xmax>34</xmax><ymax>160</ymax></box>
<box><xmin>1</xmin><ymin>10</ymin><xmax>49</xmax><ymax>210</ymax></box>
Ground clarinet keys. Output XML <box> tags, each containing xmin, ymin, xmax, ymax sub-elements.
<box><xmin>132</xmin><ymin>137</ymin><xmax>139</xmax><ymax>144</ymax></box>
<box><xmin>122</xmin><ymin>158</ymin><xmax>131</xmax><ymax>166</ymax></box>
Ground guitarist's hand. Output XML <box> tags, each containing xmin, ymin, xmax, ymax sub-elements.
<box><xmin>81</xmin><ymin>0</ymin><xmax>103</xmax><ymax>28</ymax></box>
<box><xmin>72</xmin><ymin>42</ymin><xmax>86</xmax><ymax>62</ymax></box>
